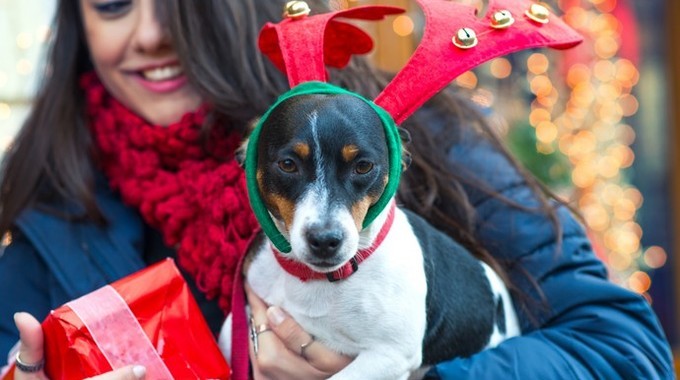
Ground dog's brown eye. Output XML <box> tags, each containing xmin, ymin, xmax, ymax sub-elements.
<box><xmin>278</xmin><ymin>159</ymin><xmax>298</xmax><ymax>173</ymax></box>
<box><xmin>355</xmin><ymin>161</ymin><xmax>373</xmax><ymax>174</ymax></box>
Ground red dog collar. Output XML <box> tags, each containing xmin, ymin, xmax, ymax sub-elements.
<box><xmin>272</xmin><ymin>201</ymin><xmax>397</xmax><ymax>282</ymax></box>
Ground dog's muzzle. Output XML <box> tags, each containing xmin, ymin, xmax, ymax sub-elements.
<box><xmin>305</xmin><ymin>225</ymin><xmax>345</xmax><ymax>260</ymax></box>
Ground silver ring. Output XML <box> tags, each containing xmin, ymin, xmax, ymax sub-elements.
<box><xmin>300</xmin><ymin>335</ymin><xmax>315</xmax><ymax>361</ymax></box>
<box><xmin>15</xmin><ymin>352</ymin><xmax>44</xmax><ymax>373</ymax></box>
<box><xmin>249</xmin><ymin>317</ymin><xmax>272</xmax><ymax>357</ymax></box>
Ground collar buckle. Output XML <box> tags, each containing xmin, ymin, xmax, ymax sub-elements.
<box><xmin>326</xmin><ymin>256</ymin><xmax>359</xmax><ymax>282</ymax></box>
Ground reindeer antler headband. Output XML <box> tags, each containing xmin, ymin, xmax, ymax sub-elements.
<box><xmin>246</xmin><ymin>0</ymin><xmax>583</xmax><ymax>253</ymax></box>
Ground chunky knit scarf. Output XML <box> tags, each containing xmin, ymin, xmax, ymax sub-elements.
<box><xmin>81</xmin><ymin>72</ymin><xmax>260</xmax><ymax>314</ymax></box>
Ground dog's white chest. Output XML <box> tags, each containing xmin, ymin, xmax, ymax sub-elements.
<box><xmin>247</xmin><ymin>208</ymin><xmax>428</xmax><ymax>358</ymax></box>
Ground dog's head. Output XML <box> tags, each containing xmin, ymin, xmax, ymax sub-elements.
<box><xmin>241</xmin><ymin>91</ymin><xmax>407</xmax><ymax>272</ymax></box>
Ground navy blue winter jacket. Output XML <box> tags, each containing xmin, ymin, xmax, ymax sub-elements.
<box><xmin>0</xmin><ymin>110</ymin><xmax>674</xmax><ymax>378</ymax></box>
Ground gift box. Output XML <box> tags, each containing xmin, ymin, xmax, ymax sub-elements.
<box><xmin>5</xmin><ymin>258</ymin><xmax>230</xmax><ymax>379</ymax></box>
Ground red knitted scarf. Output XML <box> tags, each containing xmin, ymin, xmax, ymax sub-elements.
<box><xmin>82</xmin><ymin>72</ymin><xmax>260</xmax><ymax>314</ymax></box>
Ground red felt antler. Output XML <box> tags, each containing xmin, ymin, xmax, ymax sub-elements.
<box><xmin>258</xmin><ymin>0</ymin><xmax>583</xmax><ymax>124</ymax></box>
<box><xmin>258</xmin><ymin>5</ymin><xmax>405</xmax><ymax>88</ymax></box>
<box><xmin>374</xmin><ymin>0</ymin><xmax>582</xmax><ymax>124</ymax></box>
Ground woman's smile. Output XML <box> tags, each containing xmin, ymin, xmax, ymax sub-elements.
<box><xmin>80</xmin><ymin>0</ymin><xmax>201</xmax><ymax>125</ymax></box>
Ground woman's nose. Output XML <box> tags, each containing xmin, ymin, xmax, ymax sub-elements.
<box><xmin>132</xmin><ymin>0</ymin><xmax>170</xmax><ymax>53</ymax></box>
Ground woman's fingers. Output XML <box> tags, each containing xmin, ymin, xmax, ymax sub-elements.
<box><xmin>265</xmin><ymin>306</ymin><xmax>353</xmax><ymax>373</ymax></box>
<box><xmin>13</xmin><ymin>312</ymin><xmax>145</xmax><ymax>380</ymax></box>
<box><xmin>13</xmin><ymin>312</ymin><xmax>47</xmax><ymax>379</ymax></box>
<box><xmin>245</xmin><ymin>285</ymin><xmax>328</xmax><ymax>379</ymax></box>
<box><xmin>244</xmin><ymin>284</ymin><xmax>353</xmax><ymax>378</ymax></box>
<box><xmin>85</xmin><ymin>365</ymin><xmax>146</xmax><ymax>380</ymax></box>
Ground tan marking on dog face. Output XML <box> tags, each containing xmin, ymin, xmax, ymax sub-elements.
<box><xmin>257</xmin><ymin>169</ymin><xmax>296</xmax><ymax>231</ymax></box>
<box><xmin>342</xmin><ymin>144</ymin><xmax>359</xmax><ymax>162</ymax></box>
<box><xmin>350</xmin><ymin>175</ymin><xmax>387</xmax><ymax>229</ymax></box>
<box><xmin>351</xmin><ymin>197</ymin><xmax>374</xmax><ymax>230</ymax></box>
<box><xmin>293</xmin><ymin>143</ymin><xmax>310</xmax><ymax>159</ymax></box>
<box><xmin>268</xmin><ymin>194</ymin><xmax>296</xmax><ymax>231</ymax></box>
<box><xmin>350</xmin><ymin>174</ymin><xmax>388</xmax><ymax>228</ymax></box>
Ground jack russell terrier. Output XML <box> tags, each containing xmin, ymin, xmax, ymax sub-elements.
<box><xmin>220</xmin><ymin>84</ymin><xmax>520</xmax><ymax>380</ymax></box>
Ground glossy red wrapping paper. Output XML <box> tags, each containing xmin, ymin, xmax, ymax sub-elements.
<box><xmin>6</xmin><ymin>258</ymin><xmax>230</xmax><ymax>379</ymax></box>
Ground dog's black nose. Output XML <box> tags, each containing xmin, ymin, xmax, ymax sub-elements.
<box><xmin>306</xmin><ymin>227</ymin><xmax>344</xmax><ymax>258</ymax></box>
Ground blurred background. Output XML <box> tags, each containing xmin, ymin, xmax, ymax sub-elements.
<box><xmin>0</xmin><ymin>0</ymin><xmax>677</xmax><ymax>372</ymax></box>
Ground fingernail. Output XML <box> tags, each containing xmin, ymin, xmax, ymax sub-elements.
<box><xmin>133</xmin><ymin>365</ymin><xmax>146</xmax><ymax>379</ymax></box>
<box><xmin>13</xmin><ymin>312</ymin><xmax>27</xmax><ymax>325</ymax></box>
<box><xmin>267</xmin><ymin>306</ymin><xmax>286</xmax><ymax>326</ymax></box>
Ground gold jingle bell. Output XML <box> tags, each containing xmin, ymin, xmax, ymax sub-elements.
<box><xmin>284</xmin><ymin>1</ymin><xmax>311</xmax><ymax>19</ymax></box>
<box><xmin>452</xmin><ymin>27</ymin><xmax>478</xmax><ymax>49</ymax></box>
<box><xmin>490</xmin><ymin>10</ymin><xmax>515</xmax><ymax>29</ymax></box>
<box><xmin>525</xmin><ymin>3</ymin><xmax>550</xmax><ymax>24</ymax></box>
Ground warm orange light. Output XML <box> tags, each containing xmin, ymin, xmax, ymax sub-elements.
<box><xmin>530</xmin><ymin>75</ymin><xmax>553</xmax><ymax>97</ymax></box>
<box><xmin>456</xmin><ymin>71</ymin><xmax>478</xmax><ymax>89</ymax></box>
<box><xmin>613</xmin><ymin>198</ymin><xmax>636</xmax><ymax>221</ymax></box>
<box><xmin>527</xmin><ymin>53</ymin><xmax>550</xmax><ymax>75</ymax></box>
<box><xmin>572</xmin><ymin>162</ymin><xmax>597</xmax><ymax>188</ymax></box>
<box><xmin>567</xmin><ymin>64</ymin><xmax>591</xmax><ymax>88</ymax></box>
<box><xmin>594</xmin><ymin>35</ymin><xmax>619</xmax><ymax>59</ymax></box>
<box><xmin>615</xmin><ymin>59</ymin><xmax>640</xmax><ymax>87</ymax></box>
<box><xmin>593</xmin><ymin>60</ymin><xmax>615</xmax><ymax>82</ymax></box>
<box><xmin>618</xmin><ymin>94</ymin><xmax>639</xmax><ymax>116</ymax></box>
<box><xmin>392</xmin><ymin>15</ymin><xmax>414</xmax><ymax>37</ymax></box>
<box><xmin>643</xmin><ymin>246</ymin><xmax>667</xmax><ymax>269</ymax></box>
<box><xmin>608</xmin><ymin>251</ymin><xmax>632</xmax><ymax>271</ymax></box>
<box><xmin>623</xmin><ymin>187</ymin><xmax>644</xmax><ymax>207</ymax></box>
<box><xmin>628</xmin><ymin>271</ymin><xmax>652</xmax><ymax>294</ymax></box>
<box><xmin>593</xmin><ymin>0</ymin><xmax>618</xmax><ymax>14</ymax></box>
<box><xmin>529</xmin><ymin>108</ymin><xmax>552</xmax><ymax>126</ymax></box>
<box><xmin>490</xmin><ymin>58</ymin><xmax>512</xmax><ymax>79</ymax></box>
<box><xmin>583</xmin><ymin>204</ymin><xmax>610</xmax><ymax>231</ymax></box>
<box><xmin>571</xmin><ymin>82</ymin><xmax>595</xmax><ymax>107</ymax></box>
<box><xmin>536</xmin><ymin>121</ymin><xmax>558</xmax><ymax>143</ymax></box>
<box><xmin>564</xmin><ymin>6</ymin><xmax>590</xmax><ymax>29</ymax></box>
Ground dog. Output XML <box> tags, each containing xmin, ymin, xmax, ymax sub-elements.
<box><xmin>220</xmin><ymin>91</ymin><xmax>520</xmax><ymax>380</ymax></box>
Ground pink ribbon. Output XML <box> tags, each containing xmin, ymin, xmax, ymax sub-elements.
<box><xmin>66</xmin><ymin>285</ymin><xmax>173</xmax><ymax>379</ymax></box>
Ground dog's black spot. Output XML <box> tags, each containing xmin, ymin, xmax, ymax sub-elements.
<box><xmin>496</xmin><ymin>296</ymin><xmax>506</xmax><ymax>335</ymax></box>
<box><xmin>403</xmin><ymin>209</ymin><xmax>497</xmax><ymax>365</ymax></box>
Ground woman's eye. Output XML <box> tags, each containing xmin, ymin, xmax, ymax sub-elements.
<box><xmin>93</xmin><ymin>1</ymin><xmax>132</xmax><ymax>16</ymax></box>
<box><xmin>278</xmin><ymin>159</ymin><xmax>298</xmax><ymax>173</ymax></box>
<box><xmin>355</xmin><ymin>161</ymin><xmax>374</xmax><ymax>175</ymax></box>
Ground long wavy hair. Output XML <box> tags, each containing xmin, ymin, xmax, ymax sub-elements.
<box><xmin>0</xmin><ymin>0</ymin><xmax>560</xmax><ymax>317</ymax></box>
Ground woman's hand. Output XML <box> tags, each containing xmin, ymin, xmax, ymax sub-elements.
<box><xmin>245</xmin><ymin>286</ymin><xmax>353</xmax><ymax>380</ymax></box>
<box><xmin>12</xmin><ymin>312</ymin><xmax>146</xmax><ymax>380</ymax></box>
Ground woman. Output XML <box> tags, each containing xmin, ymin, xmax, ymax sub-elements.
<box><xmin>0</xmin><ymin>0</ymin><xmax>673</xmax><ymax>379</ymax></box>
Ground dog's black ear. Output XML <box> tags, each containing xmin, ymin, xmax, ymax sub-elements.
<box><xmin>401</xmin><ymin>148</ymin><xmax>412</xmax><ymax>172</ymax></box>
<box><xmin>235</xmin><ymin>117</ymin><xmax>260</xmax><ymax>168</ymax></box>
<box><xmin>397</xmin><ymin>127</ymin><xmax>412</xmax><ymax>144</ymax></box>
<box><xmin>397</xmin><ymin>127</ymin><xmax>412</xmax><ymax>172</ymax></box>
<box><xmin>235</xmin><ymin>137</ymin><xmax>249</xmax><ymax>168</ymax></box>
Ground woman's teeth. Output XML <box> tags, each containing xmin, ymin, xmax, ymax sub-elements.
<box><xmin>141</xmin><ymin>66</ymin><xmax>183</xmax><ymax>81</ymax></box>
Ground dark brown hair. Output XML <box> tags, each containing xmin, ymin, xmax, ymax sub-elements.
<box><xmin>0</xmin><ymin>0</ymin><xmax>98</xmax><ymax>234</ymax></box>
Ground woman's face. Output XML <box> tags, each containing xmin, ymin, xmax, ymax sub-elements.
<box><xmin>80</xmin><ymin>0</ymin><xmax>202</xmax><ymax>126</ymax></box>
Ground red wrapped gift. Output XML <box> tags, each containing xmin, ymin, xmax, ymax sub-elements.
<box><xmin>5</xmin><ymin>258</ymin><xmax>231</xmax><ymax>379</ymax></box>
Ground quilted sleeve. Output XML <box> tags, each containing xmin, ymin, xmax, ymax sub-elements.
<box><xmin>427</xmin><ymin>125</ymin><xmax>674</xmax><ymax>379</ymax></box>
